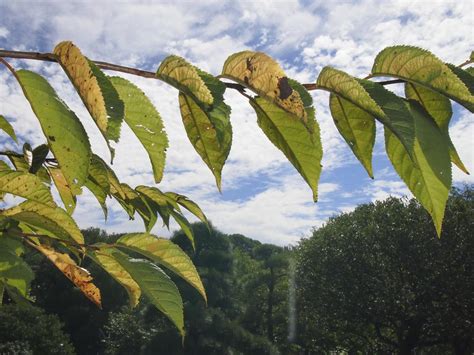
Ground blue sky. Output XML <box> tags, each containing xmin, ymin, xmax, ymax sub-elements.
<box><xmin>0</xmin><ymin>0</ymin><xmax>472</xmax><ymax>245</ymax></box>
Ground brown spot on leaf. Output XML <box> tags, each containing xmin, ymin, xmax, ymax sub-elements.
<box><xmin>278</xmin><ymin>77</ymin><xmax>293</xmax><ymax>100</ymax></box>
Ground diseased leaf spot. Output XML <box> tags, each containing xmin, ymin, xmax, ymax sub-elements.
<box><xmin>278</xmin><ymin>77</ymin><xmax>293</xmax><ymax>100</ymax></box>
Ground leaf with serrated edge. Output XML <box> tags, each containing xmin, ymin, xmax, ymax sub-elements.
<box><xmin>54</xmin><ymin>41</ymin><xmax>124</xmax><ymax>159</ymax></box>
<box><xmin>169</xmin><ymin>210</ymin><xmax>195</xmax><ymax>249</ymax></box>
<box><xmin>165</xmin><ymin>192</ymin><xmax>208</xmax><ymax>225</ymax></box>
<box><xmin>88</xmin><ymin>154</ymin><xmax>110</xmax><ymax>194</ymax></box>
<box><xmin>113</xmin><ymin>252</ymin><xmax>184</xmax><ymax>336</ymax></box>
<box><xmin>120</xmin><ymin>183</ymin><xmax>157</xmax><ymax>232</ymax></box>
<box><xmin>250</xmin><ymin>97</ymin><xmax>322</xmax><ymax>201</ymax></box>
<box><xmin>0</xmin><ymin>115</ymin><xmax>17</xmax><ymax>142</ymax></box>
<box><xmin>372</xmin><ymin>46</ymin><xmax>474</xmax><ymax>112</ymax></box>
<box><xmin>31</xmin><ymin>243</ymin><xmax>101</xmax><ymax>307</ymax></box>
<box><xmin>88</xmin><ymin>247</ymin><xmax>140</xmax><ymax>308</ymax></box>
<box><xmin>317</xmin><ymin>67</ymin><xmax>414</xmax><ymax>158</ymax></box>
<box><xmin>0</xmin><ymin>169</ymin><xmax>55</xmax><ymax>207</ymax></box>
<box><xmin>221</xmin><ymin>51</ymin><xmax>307</xmax><ymax>120</ymax></box>
<box><xmin>385</xmin><ymin>101</ymin><xmax>451</xmax><ymax>236</ymax></box>
<box><xmin>109</xmin><ymin>77</ymin><xmax>168</xmax><ymax>183</ymax></box>
<box><xmin>329</xmin><ymin>94</ymin><xmax>375</xmax><ymax>177</ymax></box>
<box><xmin>178</xmin><ymin>93</ymin><xmax>232</xmax><ymax>190</ymax></box>
<box><xmin>117</xmin><ymin>233</ymin><xmax>206</xmax><ymax>302</ymax></box>
<box><xmin>84</xmin><ymin>178</ymin><xmax>108</xmax><ymax>219</ymax></box>
<box><xmin>2</xmin><ymin>200</ymin><xmax>84</xmax><ymax>245</ymax></box>
<box><xmin>92</xmin><ymin>154</ymin><xmax>125</xmax><ymax>199</ymax></box>
<box><xmin>157</xmin><ymin>55</ymin><xmax>213</xmax><ymax>106</ymax></box>
<box><xmin>405</xmin><ymin>83</ymin><xmax>468</xmax><ymax>174</ymax></box>
<box><xmin>48</xmin><ymin>166</ymin><xmax>77</xmax><ymax>214</ymax></box>
<box><xmin>16</xmin><ymin>70</ymin><xmax>90</xmax><ymax>193</ymax></box>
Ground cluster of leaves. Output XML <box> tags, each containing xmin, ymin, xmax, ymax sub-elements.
<box><xmin>0</xmin><ymin>41</ymin><xmax>472</xmax><ymax>337</ymax></box>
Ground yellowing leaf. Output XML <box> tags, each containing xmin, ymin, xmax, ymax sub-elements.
<box><xmin>48</xmin><ymin>166</ymin><xmax>77</xmax><ymax>214</ymax></box>
<box><xmin>405</xmin><ymin>83</ymin><xmax>468</xmax><ymax>174</ymax></box>
<box><xmin>221</xmin><ymin>51</ymin><xmax>307</xmax><ymax>120</ymax></box>
<box><xmin>157</xmin><ymin>55</ymin><xmax>213</xmax><ymax>106</ymax></box>
<box><xmin>385</xmin><ymin>101</ymin><xmax>451</xmax><ymax>236</ymax></box>
<box><xmin>89</xmin><ymin>247</ymin><xmax>141</xmax><ymax>308</ymax></box>
<box><xmin>329</xmin><ymin>94</ymin><xmax>375</xmax><ymax>177</ymax></box>
<box><xmin>54</xmin><ymin>41</ymin><xmax>124</xmax><ymax>159</ymax></box>
<box><xmin>0</xmin><ymin>115</ymin><xmax>17</xmax><ymax>142</ymax></box>
<box><xmin>2</xmin><ymin>200</ymin><xmax>84</xmax><ymax>245</ymax></box>
<box><xmin>0</xmin><ymin>169</ymin><xmax>55</xmax><ymax>207</ymax></box>
<box><xmin>250</xmin><ymin>97</ymin><xmax>322</xmax><ymax>201</ymax></box>
<box><xmin>117</xmin><ymin>233</ymin><xmax>206</xmax><ymax>302</ymax></box>
<box><xmin>178</xmin><ymin>93</ymin><xmax>232</xmax><ymax>190</ymax></box>
<box><xmin>109</xmin><ymin>77</ymin><xmax>168</xmax><ymax>183</ymax></box>
<box><xmin>31</xmin><ymin>243</ymin><xmax>101</xmax><ymax>308</ymax></box>
<box><xmin>372</xmin><ymin>46</ymin><xmax>474</xmax><ymax>112</ymax></box>
<box><xmin>113</xmin><ymin>253</ymin><xmax>184</xmax><ymax>337</ymax></box>
<box><xmin>16</xmin><ymin>70</ymin><xmax>91</xmax><ymax>194</ymax></box>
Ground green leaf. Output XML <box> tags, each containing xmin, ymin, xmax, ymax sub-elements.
<box><xmin>113</xmin><ymin>252</ymin><xmax>184</xmax><ymax>337</ymax></box>
<box><xmin>88</xmin><ymin>154</ymin><xmax>111</xmax><ymax>195</ymax></box>
<box><xmin>84</xmin><ymin>178</ymin><xmax>108</xmax><ymax>219</ymax></box>
<box><xmin>16</xmin><ymin>69</ymin><xmax>91</xmax><ymax>194</ymax></box>
<box><xmin>385</xmin><ymin>101</ymin><xmax>451</xmax><ymax>236</ymax></box>
<box><xmin>165</xmin><ymin>192</ymin><xmax>208</xmax><ymax>225</ymax></box>
<box><xmin>120</xmin><ymin>184</ymin><xmax>157</xmax><ymax>232</ymax></box>
<box><xmin>157</xmin><ymin>55</ymin><xmax>213</xmax><ymax>106</ymax></box>
<box><xmin>169</xmin><ymin>210</ymin><xmax>195</xmax><ymax>249</ymax></box>
<box><xmin>0</xmin><ymin>236</ymin><xmax>34</xmax><ymax>297</ymax></box>
<box><xmin>0</xmin><ymin>169</ymin><xmax>55</xmax><ymax>207</ymax></box>
<box><xmin>371</xmin><ymin>46</ymin><xmax>474</xmax><ymax>112</ymax></box>
<box><xmin>109</xmin><ymin>77</ymin><xmax>169</xmax><ymax>183</ymax></box>
<box><xmin>2</xmin><ymin>201</ymin><xmax>85</xmax><ymax>245</ymax></box>
<box><xmin>88</xmin><ymin>247</ymin><xmax>141</xmax><ymax>308</ymax></box>
<box><xmin>446</xmin><ymin>63</ymin><xmax>474</xmax><ymax>99</ymax></box>
<box><xmin>221</xmin><ymin>51</ymin><xmax>307</xmax><ymax>120</ymax></box>
<box><xmin>249</xmin><ymin>97</ymin><xmax>322</xmax><ymax>201</ymax></box>
<box><xmin>405</xmin><ymin>83</ymin><xmax>468</xmax><ymax>174</ymax></box>
<box><xmin>29</xmin><ymin>144</ymin><xmax>49</xmax><ymax>174</ymax></box>
<box><xmin>465</xmin><ymin>67</ymin><xmax>474</xmax><ymax>76</ymax></box>
<box><xmin>178</xmin><ymin>93</ymin><xmax>232</xmax><ymax>190</ymax></box>
<box><xmin>288</xmin><ymin>79</ymin><xmax>313</xmax><ymax>107</ymax></box>
<box><xmin>0</xmin><ymin>115</ymin><xmax>17</xmax><ymax>142</ymax></box>
<box><xmin>316</xmin><ymin>67</ymin><xmax>415</xmax><ymax>158</ymax></box>
<box><xmin>329</xmin><ymin>94</ymin><xmax>375</xmax><ymax>177</ymax></box>
<box><xmin>54</xmin><ymin>41</ymin><xmax>124</xmax><ymax>160</ymax></box>
<box><xmin>117</xmin><ymin>233</ymin><xmax>206</xmax><ymax>302</ymax></box>
<box><xmin>48</xmin><ymin>166</ymin><xmax>77</xmax><ymax>214</ymax></box>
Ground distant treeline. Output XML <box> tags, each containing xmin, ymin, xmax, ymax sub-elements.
<box><xmin>1</xmin><ymin>186</ymin><xmax>472</xmax><ymax>355</ymax></box>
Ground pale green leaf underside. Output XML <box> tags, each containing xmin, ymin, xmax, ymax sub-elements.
<box><xmin>0</xmin><ymin>115</ymin><xmax>17</xmax><ymax>142</ymax></box>
<box><xmin>120</xmin><ymin>183</ymin><xmax>157</xmax><ymax>232</ymax></box>
<box><xmin>117</xmin><ymin>233</ymin><xmax>206</xmax><ymax>302</ymax></box>
<box><xmin>114</xmin><ymin>253</ymin><xmax>184</xmax><ymax>337</ymax></box>
<box><xmin>372</xmin><ymin>45</ymin><xmax>474</xmax><ymax>112</ymax></box>
<box><xmin>316</xmin><ymin>67</ymin><xmax>415</xmax><ymax>155</ymax></box>
<box><xmin>405</xmin><ymin>83</ymin><xmax>468</xmax><ymax>174</ymax></box>
<box><xmin>165</xmin><ymin>192</ymin><xmax>208</xmax><ymax>225</ymax></box>
<box><xmin>385</xmin><ymin>101</ymin><xmax>451</xmax><ymax>236</ymax></box>
<box><xmin>110</xmin><ymin>77</ymin><xmax>169</xmax><ymax>183</ymax></box>
<box><xmin>250</xmin><ymin>97</ymin><xmax>322</xmax><ymax>201</ymax></box>
<box><xmin>89</xmin><ymin>247</ymin><xmax>141</xmax><ymax>308</ymax></box>
<box><xmin>84</xmin><ymin>178</ymin><xmax>108</xmax><ymax>219</ymax></box>
<box><xmin>329</xmin><ymin>94</ymin><xmax>375</xmax><ymax>177</ymax></box>
<box><xmin>157</xmin><ymin>55</ymin><xmax>213</xmax><ymax>106</ymax></box>
<box><xmin>2</xmin><ymin>200</ymin><xmax>85</xmax><ymax>245</ymax></box>
<box><xmin>178</xmin><ymin>93</ymin><xmax>232</xmax><ymax>190</ymax></box>
<box><xmin>169</xmin><ymin>210</ymin><xmax>195</xmax><ymax>249</ymax></box>
<box><xmin>16</xmin><ymin>70</ymin><xmax>91</xmax><ymax>194</ymax></box>
<box><xmin>0</xmin><ymin>169</ymin><xmax>55</xmax><ymax>207</ymax></box>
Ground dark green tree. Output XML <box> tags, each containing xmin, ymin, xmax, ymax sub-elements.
<box><xmin>296</xmin><ymin>186</ymin><xmax>474</xmax><ymax>355</ymax></box>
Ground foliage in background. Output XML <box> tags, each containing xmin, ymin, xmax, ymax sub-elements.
<box><xmin>296</xmin><ymin>186</ymin><xmax>474</xmax><ymax>355</ymax></box>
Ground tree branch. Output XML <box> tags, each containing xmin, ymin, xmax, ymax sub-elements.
<box><xmin>0</xmin><ymin>49</ymin><xmax>409</xmax><ymax>92</ymax></box>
